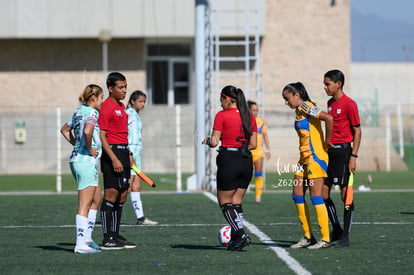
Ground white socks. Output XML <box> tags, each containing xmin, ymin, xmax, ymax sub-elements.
<box><xmin>85</xmin><ymin>209</ymin><xmax>97</xmax><ymax>242</ymax></box>
<box><xmin>76</xmin><ymin>214</ymin><xmax>88</xmax><ymax>246</ymax></box>
<box><xmin>131</xmin><ymin>192</ymin><xmax>144</xmax><ymax>219</ymax></box>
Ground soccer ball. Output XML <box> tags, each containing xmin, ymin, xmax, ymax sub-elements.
<box><xmin>218</xmin><ymin>225</ymin><xmax>232</xmax><ymax>246</ymax></box>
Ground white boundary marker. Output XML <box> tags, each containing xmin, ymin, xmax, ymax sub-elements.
<box><xmin>203</xmin><ymin>191</ymin><xmax>312</xmax><ymax>275</ymax></box>
<box><xmin>1</xmin><ymin>221</ymin><xmax>411</xmax><ymax>230</ymax></box>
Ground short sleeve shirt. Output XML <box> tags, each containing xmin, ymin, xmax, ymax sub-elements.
<box><xmin>67</xmin><ymin>104</ymin><xmax>101</xmax><ymax>163</ymax></box>
<box><xmin>295</xmin><ymin>101</ymin><xmax>328</xmax><ymax>164</ymax></box>
<box><xmin>98</xmin><ymin>97</ymin><xmax>129</xmax><ymax>144</ymax></box>
<box><xmin>126</xmin><ymin>107</ymin><xmax>143</xmax><ymax>148</ymax></box>
<box><xmin>251</xmin><ymin>117</ymin><xmax>267</xmax><ymax>153</ymax></box>
<box><xmin>327</xmin><ymin>94</ymin><xmax>360</xmax><ymax>144</ymax></box>
<box><xmin>213</xmin><ymin>108</ymin><xmax>257</xmax><ymax>147</ymax></box>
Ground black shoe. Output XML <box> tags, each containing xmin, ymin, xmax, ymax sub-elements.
<box><xmin>227</xmin><ymin>234</ymin><xmax>249</xmax><ymax>251</ymax></box>
<box><xmin>101</xmin><ymin>237</ymin><xmax>124</xmax><ymax>250</ymax></box>
<box><xmin>117</xmin><ymin>235</ymin><xmax>136</xmax><ymax>249</ymax></box>
<box><xmin>334</xmin><ymin>237</ymin><xmax>350</xmax><ymax>248</ymax></box>
<box><xmin>330</xmin><ymin>228</ymin><xmax>343</xmax><ymax>242</ymax></box>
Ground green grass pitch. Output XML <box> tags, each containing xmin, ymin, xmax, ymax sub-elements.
<box><xmin>0</xmin><ymin>171</ymin><xmax>413</xmax><ymax>274</ymax></box>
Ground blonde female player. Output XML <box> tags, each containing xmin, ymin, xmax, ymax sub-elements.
<box><xmin>282</xmin><ymin>82</ymin><xmax>333</xmax><ymax>249</ymax></box>
<box><xmin>126</xmin><ymin>90</ymin><xmax>157</xmax><ymax>225</ymax></box>
<box><xmin>247</xmin><ymin>100</ymin><xmax>271</xmax><ymax>204</ymax></box>
<box><xmin>61</xmin><ymin>84</ymin><xmax>104</xmax><ymax>253</ymax></box>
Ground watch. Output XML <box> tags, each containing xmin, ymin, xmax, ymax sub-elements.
<box><xmin>351</xmin><ymin>153</ymin><xmax>358</xmax><ymax>158</ymax></box>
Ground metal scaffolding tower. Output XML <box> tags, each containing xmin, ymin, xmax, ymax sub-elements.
<box><xmin>211</xmin><ymin>0</ymin><xmax>262</xmax><ymax>111</ymax></box>
<box><xmin>203</xmin><ymin>0</ymin><xmax>263</xmax><ymax>190</ymax></box>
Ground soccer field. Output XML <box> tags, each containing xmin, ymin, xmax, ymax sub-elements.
<box><xmin>1</xmin><ymin>172</ymin><xmax>413</xmax><ymax>274</ymax></box>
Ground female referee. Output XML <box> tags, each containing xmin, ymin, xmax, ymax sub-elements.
<box><xmin>203</xmin><ymin>85</ymin><xmax>257</xmax><ymax>251</ymax></box>
<box><xmin>61</xmin><ymin>84</ymin><xmax>104</xmax><ymax>254</ymax></box>
<box><xmin>282</xmin><ymin>82</ymin><xmax>333</xmax><ymax>249</ymax></box>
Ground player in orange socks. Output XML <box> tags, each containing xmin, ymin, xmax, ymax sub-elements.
<box><xmin>248</xmin><ymin>101</ymin><xmax>271</xmax><ymax>204</ymax></box>
<box><xmin>282</xmin><ymin>82</ymin><xmax>333</xmax><ymax>249</ymax></box>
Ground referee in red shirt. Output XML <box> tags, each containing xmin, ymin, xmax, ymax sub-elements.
<box><xmin>322</xmin><ymin>69</ymin><xmax>362</xmax><ymax>247</ymax></box>
<box><xmin>98</xmin><ymin>72</ymin><xmax>136</xmax><ymax>250</ymax></box>
<box><xmin>203</xmin><ymin>85</ymin><xmax>257</xmax><ymax>251</ymax></box>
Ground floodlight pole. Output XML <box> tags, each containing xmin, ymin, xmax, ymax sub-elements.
<box><xmin>195</xmin><ymin>0</ymin><xmax>208</xmax><ymax>190</ymax></box>
<box><xmin>99</xmin><ymin>30</ymin><xmax>112</xmax><ymax>98</ymax></box>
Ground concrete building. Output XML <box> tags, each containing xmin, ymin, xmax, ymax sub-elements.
<box><xmin>2</xmin><ymin>0</ymin><xmax>406</xmax><ymax>176</ymax></box>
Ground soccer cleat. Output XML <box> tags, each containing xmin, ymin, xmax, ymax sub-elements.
<box><xmin>227</xmin><ymin>234</ymin><xmax>250</xmax><ymax>251</ymax></box>
<box><xmin>307</xmin><ymin>240</ymin><xmax>330</xmax><ymax>249</ymax></box>
<box><xmin>117</xmin><ymin>235</ymin><xmax>137</xmax><ymax>249</ymax></box>
<box><xmin>333</xmin><ymin>237</ymin><xmax>350</xmax><ymax>248</ymax></box>
<box><xmin>101</xmin><ymin>237</ymin><xmax>125</xmax><ymax>250</ymax></box>
<box><xmin>255</xmin><ymin>198</ymin><xmax>261</xmax><ymax>204</ymax></box>
<box><xmin>290</xmin><ymin>236</ymin><xmax>317</xmax><ymax>248</ymax></box>
<box><xmin>86</xmin><ymin>240</ymin><xmax>101</xmax><ymax>250</ymax></box>
<box><xmin>136</xmin><ymin>217</ymin><xmax>158</xmax><ymax>225</ymax></box>
<box><xmin>74</xmin><ymin>244</ymin><xmax>101</xmax><ymax>254</ymax></box>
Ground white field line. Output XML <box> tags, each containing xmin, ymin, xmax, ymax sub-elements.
<box><xmin>203</xmin><ymin>191</ymin><xmax>311</xmax><ymax>275</ymax></box>
<box><xmin>1</xmin><ymin>188</ymin><xmax>414</xmax><ymax>196</ymax></box>
<box><xmin>1</xmin><ymin>221</ymin><xmax>411</xmax><ymax>230</ymax></box>
<box><xmin>0</xmin><ymin>224</ymin><xmax>218</xmax><ymax>229</ymax></box>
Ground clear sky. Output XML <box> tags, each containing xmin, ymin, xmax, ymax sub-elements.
<box><xmin>351</xmin><ymin>0</ymin><xmax>414</xmax><ymax>62</ymax></box>
<box><xmin>352</xmin><ymin>0</ymin><xmax>414</xmax><ymax>25</ymax></box>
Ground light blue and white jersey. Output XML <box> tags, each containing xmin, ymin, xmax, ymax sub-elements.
<box><xmin>126</xmin><ymin>107</ymin><xmax>143</xmax><ymax>149</ymax></box>
<box><xmin>67</xmin><ymin>104</ymin><xmax>101</xmax><ymax>163</ymax></box>
<box><xmin>126</xmin><ymin>107</ymin><xmax>143</xmax><ymax>170</ymax></box>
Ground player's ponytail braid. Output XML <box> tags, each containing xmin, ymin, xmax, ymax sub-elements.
<box><xmin>295</xmin><ymin>82</ymin><xmax>313</xmax><ymax>103</ymax></box>
<box><xmin>236</xmin><ymin>88</ymin><xmax>252</xmax><ymax>139</ymax></box>
<box><xmin>221</xmin><ymin>85</ymin><xmax>252</xmax><ymax>139</ymax></box>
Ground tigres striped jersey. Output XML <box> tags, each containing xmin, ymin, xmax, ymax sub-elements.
<box><xmin>294</xmin><ymin>101</ymin><xmax>328</xmax><ymax>171</ymax></box>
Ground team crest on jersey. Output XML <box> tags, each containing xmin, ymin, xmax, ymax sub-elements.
<box><xmin>337</xmin><ymin>109</ymin><xmax>341</xmax><ymax>114</ymax></box>
<box><xmin>115</xmin><ymin>110</ymin><xmax>122</xmax><ymax>117</ymax></box>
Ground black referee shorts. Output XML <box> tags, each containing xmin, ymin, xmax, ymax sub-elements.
<box><xmin>101</xmin><ymin>144</ymin><xmax>131</xmax><ymax>190</ymax></box>
<box><xmin>326</xmin><ymin>143</ymin><xmax>352</xmax><ymax>186</ymax></box>
<box><xmin>216</xmin><ymin>150</ymin><xmax>253</xmax><ymax>191</ymax></box>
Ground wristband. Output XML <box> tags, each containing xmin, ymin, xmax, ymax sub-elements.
<box><xmin>351</xmin><ymin>153</ymin><xmax>358</xmax><ymax>158</ymax></box>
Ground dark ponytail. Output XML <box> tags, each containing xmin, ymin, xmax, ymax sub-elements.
<box><xmin>282</xmin><ymin>82</ymin><xmax>314</xmax><ymax>104</ymax></box>
<box><xmin>236</xmin><ymin>88</ymin><xmax>252</xmax><ymax>138</ymax></box>
<box><xmin>221</xmin><ymin>85</ymin><xmax>252</xmax><ymax>139</ymax></box>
